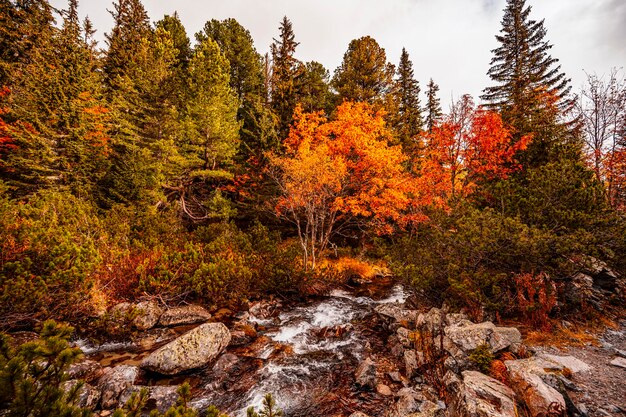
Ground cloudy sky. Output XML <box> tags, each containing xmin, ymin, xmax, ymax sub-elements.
<box><xmin>49</xmin><ymin>0</ymin><xmax>626</xmax><ymax>109</ymax></box>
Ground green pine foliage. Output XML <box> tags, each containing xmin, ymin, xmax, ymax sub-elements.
<box><xmin>424</xmin><ymin>78</ymin><xmax>442</xmax><ymax>132</ymax></box>
<box><xmin>392</xmin><ymin>48</ymin><xmax>423</xmax><ymax>150</ymax></box>
<box><xmin>246</xmin><ymin>394</ymin><xmax>283</xmax><ymax>417</ymax></box>
<box><xmin>0</xmin><ymin>320</ymin><xmax>90</xmax><ymax>417</ymax></box>
<box><xmin>331</xmin><ymin>35</ymin><xmax>395</xmax><ymax>105</ymax></box>
<box><xmin>270</xmin><ymin>16</ymin><xmax>303</xmax><ymax>139</ymax></box>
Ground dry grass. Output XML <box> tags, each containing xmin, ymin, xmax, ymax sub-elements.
<box><xmin>524</xmin><ymin>322</ymin><xmax>601</xmax><ymax>348</ymax></box>
<box><xmin>321</xmin><ymin>256</ymin><xmax>391</xmax><ymax>282</ymax></box>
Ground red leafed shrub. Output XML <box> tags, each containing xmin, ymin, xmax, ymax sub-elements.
<box><xmin>514</xmin><ymin>272</ymin><xmax>557</xmax><ymax>330</ymax></box>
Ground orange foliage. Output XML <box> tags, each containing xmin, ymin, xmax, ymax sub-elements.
<box><xmin>417</xmin><ymin>95</ymin><xmax>530</xmax><ymax>204</ymax></box>
<box><xmin>269</xmin><ymin>101</ymin><xmax>422</xmax><ymax>268</ymax></box>
<box><xmin>514</xmin><ymin>272</ymin><xmax>557</xmax><ymax>330</ymax></box>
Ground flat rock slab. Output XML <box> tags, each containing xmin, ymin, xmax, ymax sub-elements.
<box><xmin>539</xmin><ymin>353</ymin><xmax>592</xmax><ymax>373</ymax></box>
<box><xmin>159</xmin><ymin>305</ymin><xmax>212</xmax><ymax>327</ymax></box>
<box><xmin>459</xmin><ymin>370</ymin><xmax>517</xmax><ymax>417</ymax></box>
<box><xmin>141</xmin><ymin>322</ymin><xmax>230</xmax><ymax>375</ymax></box>
<box><xmin>505</xmin><ymin>357</ymin><xmax>566</xmax><ymax>417</ymax></box>
<box><xmin>610</xmin><ymin>357</ymin><xmax>626</xmax><ymax>369</ymax></box>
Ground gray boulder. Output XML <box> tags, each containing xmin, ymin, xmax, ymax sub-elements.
<box><xmin>354</xmin><ymin>357</ymin><xmax>377</xmax><ymax>390</ymax></box>
<box><xmin>450</xmin><ymin>371</ymin><xmax>516</xmax><ymax>417</ymax></box>
<box><xmin>375</xmin><ymin>304</ymin><xmax>419</xmax><ymax>325</ymax></box>
<box><xmin>445</xmin><ymin>321</ymin><xmax>521</xmax><ymax>353</ymax></box>
<box><xmin>404</xmin><ymin>349</ymin><xmax>419</xmax><ymax>378</ymax></box>
<box><xmin>505</xmin><ymin>357</ymin><xmax>566</xmax><ymax>417</ymax></box>
<box><xmin>394</xmin><ymin>387</ymin><xmax>426</xmax><ymax>416</ymax></box>
<box><xmin>119</xmin><ymin>386</ymin><xmax>179</xmax><ymax>413</ymax></box>
<box><xmin>133</xmin><ymin>300</ymin><xmax>162</xmax><ymax>330</ymax></box>
<box><xmin>159</xmin><ymin>305</ymin><xmax>212</xmax><ymax>327</ymax></box>
<box><xmin>62</xmin><ymin>380</ymin><xmax>101</xmax><ymax>409</ymax></box>
<box><xmin>141</xmin><ymin>322</ymin><xmax>231</xmax><ymax>375</ymax></box>
<box><xmin>97</xmin><ymin>365</ymin><xmax>139</xmax><ymax>409</ymax></box>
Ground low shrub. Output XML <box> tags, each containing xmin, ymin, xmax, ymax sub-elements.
<box><xmin>0</xmin><ymin>189</ymin><xmax>103</xmax><ymax>327</ymax></box>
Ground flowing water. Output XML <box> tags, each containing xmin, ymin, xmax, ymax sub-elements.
<box><xmin>78</xmin><ymin>281</ymin><xmax>410</xmax><ymax>416</ymax></box>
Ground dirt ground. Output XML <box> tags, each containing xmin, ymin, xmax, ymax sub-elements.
<box><xmin>534</xmin><ymin>319</ymin><xmax>626</xmax><ymax>417</ymax></box>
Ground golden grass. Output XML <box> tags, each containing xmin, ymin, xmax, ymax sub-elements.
<box><xmin>321</xmin><ymin>256</ymin><xmax>391</xmax><ymax>281</ymax></box>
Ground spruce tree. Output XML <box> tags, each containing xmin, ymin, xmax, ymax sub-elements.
<box><xmin>393</xmin><ymin>48</ymin><xmax>423</xmax><ymax>150</ymax></box>
<box><xmin>270</xmin><ymin>16</ymin><xmax>303</xmax><ymax>139</ymax></box>
<box><xmin>331</xmin><ymin>35</ymin><xmax>395</xmax><ymax>105</ymax></box>
<box><xmin>198</xmin><ymin>18</ymin><xmax>277</xmax><ymax>157</ymax></box>
<box><xmin>425</xmin><ymin>78</ymin><xmax>442</xmax><ymax>132</ymax></box>
<box><xmin>296</xmin><ymin>60</ymin><xmax>334</xmax><ymax>114</ymax></box>
<box><xmin>481</xmin><ymin>0</ymin><xmax>576</xmax><ymax>166</ymax></box>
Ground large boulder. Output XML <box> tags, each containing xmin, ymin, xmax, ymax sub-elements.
<box><xmin>505</xmin><ymin>357</ymin><xmax>566</xmax><ymax>417</ymax></box>
<box><xmin>445</xmin><ymin>321</ymin><xmax>521</xmax><ymax>353</ymax></box>
<box><xmin>404</xmin><ymin>349</ymin><xmax>419</xmax><ymax>378</ymax></box>
<box><xmin>141</xmin><ymin>322</ymin><xmax>231</xmax><ymax>375</ymax></box>
<box><xmin>62</xmin><ymin>380</ymin><xmax>101</xmax><ymax>409</ymax></box>
<box><xmin>97</xmin><ymin>365</ymin><xmax>140</xmax><ymax>409</ymax></box>
<box><xmin>449</xmin><ymin>371</ymin><xmax>516</xmax><ymax>417</ymax></box>
<box><xmin>67</xmin><ymin>359</ymin><xmax>103</xmax><ymax>383</ymax></box>
<box><xmin>393</xmin><ymin>387</ymin><xmax>426</xmax><ymax>416</ymax></box>
<box><xmin>375</xmin><ymin>304</ymin><xmax>418</xmax><ymax>326</ymax></box>
<box><xmin>354</xmin><ymin>357</ymin><xmax>377</xmax><ymax>390</ymax></box>
<box><xmin>133</xmin><ymin>300</ymin><xmax>162</xmax><ymax>330</ymax></box>
<box><xmin>119</xmin><ymin>386</ymin><xmax>179</xmax><ymax>413</ymax></box>
<box><xmin>158</xmin><ymin>305</ymin><xmax>212</xmax><ymax>327</ymax></box>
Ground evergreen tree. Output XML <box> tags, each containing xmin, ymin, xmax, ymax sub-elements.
<box><xmin>198</xmin><ymin>18</ymin><xmax>277</xmax><ymax>157</ymax></box>
<box><xmin>296</xmin><ymin>60</ymin><xmax>334</xmax><ymax>114</ymax></box>
<box><xmin>393</xmin><ymin>48</ymin><xmax>423</xmax><ymax>150</ymax></box>
<box><xmin>481</xmin><ymin>0</ymin><xmax>576</xmax><ymax>166</ymax></box>
<box><xmin>331</xmin><ymin>36</ymin><xmax>395</xmax><ymax>105</ymax></box>
<box><xmin>270</xmin><ymin>16</ymin><xmax>303</xmax><ymax>139</ymax></box>
<box><xmin>155</xmin><ymin>13</ymin><xmax>191</xmax><ymax>69</ymax></box>
<box><xmin>100</xmin><ymin>0</ymin><xmax>183</xmax><ymax>207</ymax></box>
<box><xmin>168</xmin><ymin>37</ymin><xmax>239</xmax><ymax>221</ymax></box>
<box><xmin>425</xmin><ymin>78</ymin><xmax>442</xmax><ymax>132</ymax></box>
<box><xmin>0</xmin><ymin>0</ymin><xmax>110</xmax><ymax>197</ymax></box>
<box><xmin>103</xmin><ymin>0</ymin><xmax>151</xmax><ymax>91</ymax></box>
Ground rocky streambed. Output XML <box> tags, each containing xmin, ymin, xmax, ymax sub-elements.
<box><xmin>67</xmin><ymin>278</ymin><xmax>626</xmax><ymax>417</ymax></box>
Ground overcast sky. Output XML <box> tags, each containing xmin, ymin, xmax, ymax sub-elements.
<box><xmin>49</xmin><ymin>0</ymin><xmax>626</xmax><ymax>109</ymax></box>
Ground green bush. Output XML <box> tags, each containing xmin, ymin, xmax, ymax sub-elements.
<box><xmin>388</xmin><ymin>207</ymin><xmax>591</xmax><ymax>317</ymax></box>
<box><xmin>468</xmin><ymin>343</ymin><xmax>495</xmax><ymax>373</ymax></box>
<box><xmin>0</xmin><ymin>189</ymin><xmax>103</xmax><ymax>325</ymax></box>
<box><xmin>0</xmin><ymin>320</ymin><xmax>90</xmax><ymax>417</ymax></box>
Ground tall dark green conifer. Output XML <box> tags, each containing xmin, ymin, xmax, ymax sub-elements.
<box><xmin>198</xmin><ymin>18</ymin><xmax>277</xmax><ymax>157</ymax></box>
<box><xmin>296</xmin><ymin>61</ymin><xmax>334</xmax><ymax>114</ymax></box>
<box><xmin>270</xmin><ymin>16</ymin><xmax>302</xmax><ymax>139</ymax></box>
<box><xmin>393</xmin><ymin>48</ymin><xmax>423</xmax><ymax>150</ymax></box>
<box><xmin>425</xmin><ymin>78</ymin><xmax>442</xmax><ymax>132</ymax></box>
<box><xmin>331</xmin><ymin>36</ymin><xmax>395</xmax><ymax>105</ymax></box>
<box><xmin>481</xmin><ymin>0</ymin><xmax>576</xmax><ymax>166</ymax></box>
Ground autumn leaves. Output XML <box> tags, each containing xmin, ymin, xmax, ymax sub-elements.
<box><xmin>268</xmin><ymin>99</ymin><xmax>528</xmax><ymax>269</ymax></box>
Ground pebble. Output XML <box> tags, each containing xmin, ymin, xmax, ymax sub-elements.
<box><xmin>609</xmin><ymin>357</ymin><xmax>626</xmax><ymax>369</ymax></box>
<box><xmin>376</xmin><ymin>384</ymin><xmax>393</xmax><ymax>396</ymax></box>
<box><xmin>577</xmin><ymin>403</ymin><xmax>588</xmax><ymax>416</ymax></box>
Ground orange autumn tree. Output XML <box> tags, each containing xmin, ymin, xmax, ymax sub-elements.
<box><xmin>418</xmin><ymin>95</ymin><xmax>530</xmax><ymax>204</ymax></box>
<box><xmin>269</xmin><ymin>101</ymin><xmax>420</xmax><ymax>269</ymax></box>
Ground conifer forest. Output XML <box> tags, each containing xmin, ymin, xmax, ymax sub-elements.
<box><xmin>0</xmin><ymin>1</ymin><xmax>625</xmax><ymax>416</ymax></box>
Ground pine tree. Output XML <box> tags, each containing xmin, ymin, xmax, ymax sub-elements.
<box><xmin>425</xmin><ymin>78</ymin><xmax>442</xmax><ymax>132</ymax></box>
<box><xmin>296</xmin><ymin>60</ymin><xmax>334</xmax><ymax>114</ymax></box>
<box><xmin>270</xmin><ymin>16</ymin><xmax>303</xmax><ymax>139</ymax></box>
<box><xmin>393</xmin><ymin>48</ymin><xmax>423</xmax><ymax>150</ymax></box>
<box><xmin>198</xmin><ymin>18</ymin><xmax>277</xmax><ymax>157</ymax></box>
<box><xmin>103</xmin><ymin>0</ymin><xmax>151</xmax><ymax>91</ymax></box>
<box><xmin>155</xmin><ymin>13</ymin><xmax>191</xmax><ymax>69</ymax></box>
<box><xmin>168</xmin><ymin>37</ymin><xmax>239</xmax><ymax>221</ymax></box>
<box><xmin>481</xmin><ymin>0</ymin><xmax>576</xmax><ymax>166</ymax></box>
<box><xmin>331</xmin><ymin>36</ymin><xmax>395</xmax><ymax>105</ymax></box>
